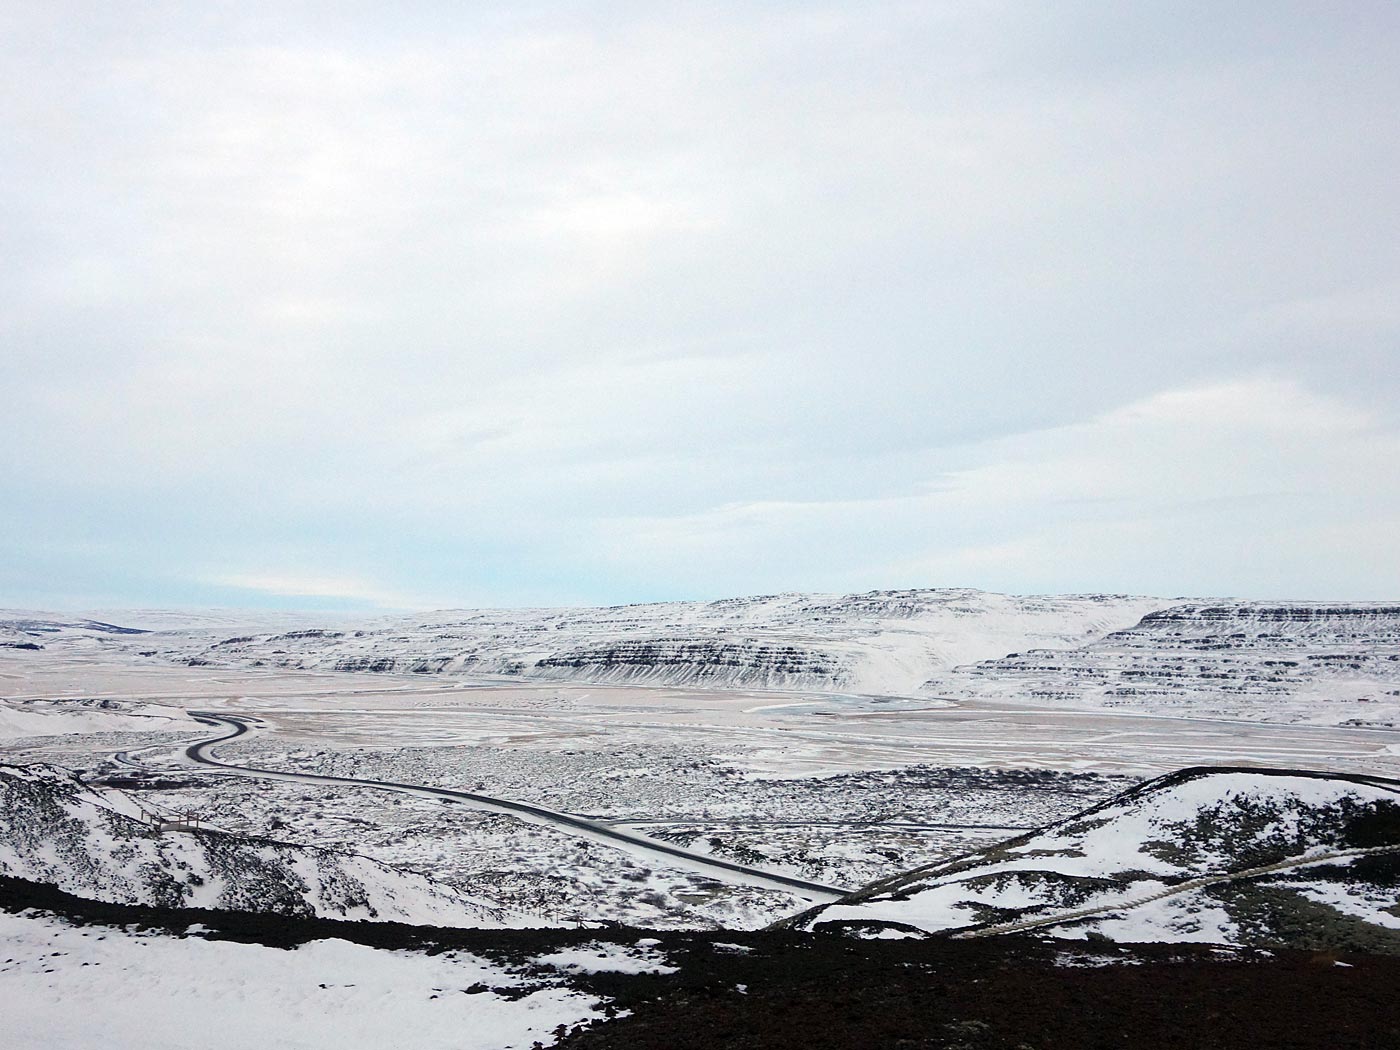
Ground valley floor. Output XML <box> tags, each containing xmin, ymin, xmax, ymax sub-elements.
<box><xmin>4</xmin><ymin>636</ymin><xmax>1400</xmax><ymax>1048</ymax></box>
<box><xmin>3</xmin><ymin>649</ymin><xmax>1399</xmax><ymax>928</ymax></box>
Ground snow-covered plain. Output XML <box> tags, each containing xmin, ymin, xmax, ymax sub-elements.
<box><xmin>0</xmin><ymin>696</ymin><xmax>192</xmax><ymax>742</ymax></box>
<box><xmin>1</xmin><ymin>592</ymin><xmax>1399</xmax><ymax>1050</ymax></box>
<box><xmin>2</xmin><ymin>588</ymin><xmax>1398</xmax><ymax>930</ymax></box>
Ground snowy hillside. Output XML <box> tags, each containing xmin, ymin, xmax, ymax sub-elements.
<box><xmin>84</xmin><ymin>589</ymin><xmax>1166</xmax><ymax>695</ymax></box>
<box><xmin>790</xmin><ymin>768</ymin><xmax>1400</xmax><ymax>950</ymax></box>
<box><xmin>0</xmin><ymin>763</ymin><xmax>538</xmax><ymax>928</ymax></box>
<box><xmin>922</xmin><ymin>602</ymin><xmax>1400</xmax><ymax>723</ymax></box>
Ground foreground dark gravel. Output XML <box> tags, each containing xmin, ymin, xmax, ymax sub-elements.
<box><xmin>548</xmin><ymin>934</ymin><xmax>1400</xmax><ymax>1050</ymax></box>
<box><xmin>4</xmin><ymin>876</ymin><xmax>1398</xmax><ymax>1050</ymax></box>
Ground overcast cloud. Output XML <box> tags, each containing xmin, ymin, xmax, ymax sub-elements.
<box><xmin>3</xmin><ymin>2</ymin><xmax>1397</xmax><ymax>609</ymax></box>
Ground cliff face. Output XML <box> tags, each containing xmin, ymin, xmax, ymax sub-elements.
<box><xmin>1137</xmin><ymin>605</ymin><xmax>1400</xmax><ymax>625</ymax></box>
<box><xmin>0</xmin><ymin>763</ymin><xmax>534</xmax><ymax>928</ymax></box>
<box><xmin>922</xmin><ymin>602</ymin><xmax>1400</xmax><ymax>724</ymax></box>
<box><xmin>532</xmin><ymin>639</ymin><xmax>850</xmax><ymax>688</ymax></box>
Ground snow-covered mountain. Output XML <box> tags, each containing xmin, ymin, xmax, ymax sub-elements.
<box><xmin>789</xmin><ymin>767</ymin><xmax>1400</xmax><ymax>951</ymax></box>
<box><xmin>0</xmin><ymin>763</ymin><xmax>539</xmax><ymax>928</ymax></box>
<box><xmin>921</xmin><ymin>601</ymin><xmax>1400</xmax><ymax>723</ymax></box>
<box><xmin>86</xmin><ymin>589</ymin><xmax>1167</xmax><ymax>695</ymax></box>
<box><xmin>9</xmin><ymin>592</ymin><xmax>1397</xmax><ymax>715</ymax></box>
<box><xmin>0</xmin><ymin>615</ymin><xmax>151</xmax><ymax>653</ymax></box>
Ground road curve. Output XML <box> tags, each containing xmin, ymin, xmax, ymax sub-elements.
<box><xmin>164</xmin><ymin>711</ymin><xmax>848</xmax><ymax>899</ymax></box>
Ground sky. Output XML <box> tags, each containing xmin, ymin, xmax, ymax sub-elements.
<box><xmin>3</xmin><ymin>2</ymin><xmax>1398</xmax><ymax>611</ymax></box>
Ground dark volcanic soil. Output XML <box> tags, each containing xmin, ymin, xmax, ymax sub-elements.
<box><xmin>4</xmin><ymin>876</ymin><xmax>1398</xmax><ymax>1050</ymax></box>
<box><xmin>549</xmin><ymin>933</ymin><xmax>1400</xmax><ymax>1050</ymax></box>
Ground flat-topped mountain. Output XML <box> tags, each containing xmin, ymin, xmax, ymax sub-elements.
<box><xmin>922</xmin><ymin>600</ymin><xmax>1400</xmax><ymax>723</ymax></box>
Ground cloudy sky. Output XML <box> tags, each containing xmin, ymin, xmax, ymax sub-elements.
<box><xmin>3</xmin><ymin>2</ymin><xmax>1397</xmax><ymax>610</ymax></box>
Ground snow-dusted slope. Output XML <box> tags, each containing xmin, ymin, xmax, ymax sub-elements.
<box><xmin>922</xmin><ymin>602</ymin><xmax>1400</xmax><ymax>723</ymax></box>
<box><xmin>0</xmin><ymin>763</ymin><xmax>539</xmax><ymax>928</ymax></box>
<box><xmin>120</xmin><ymin>589</ymin><xmax>1166</xmax><ymax>695</ymax></box>
<box><xmin>791</xmin><ymin>768</ymin><xmax>1400</xmax><ymax>949</ymax></box>
<box><xmin>0</xmin><ymin>616</ymin><xmax>145</xmax><ymax>658</ymax></box>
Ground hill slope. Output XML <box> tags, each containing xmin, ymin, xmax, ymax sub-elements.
<box><xmin>0</xmin><ymin>763</ymin><xmax>539</xmax><ymax>928</ymax></box>
<box><xmin>788</xmin><ymin>767</ymin><xmax>1400</xmax><ymax>951</ymax></box>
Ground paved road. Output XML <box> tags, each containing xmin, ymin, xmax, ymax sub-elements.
<box><xmin>613</xmin><ymin>818</ymin><xmax>1032</xmax><ymax>833</ymax></box>
<box><xmin>126</xmin><ymin>711</ymin><xmax>849</xmax><ymax>899</ymax></box>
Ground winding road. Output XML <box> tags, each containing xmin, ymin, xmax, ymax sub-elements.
<box><xmin>118</xmin><ymin>711</ymin><xmax>849</xmax><ymax>899</ymax></box>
